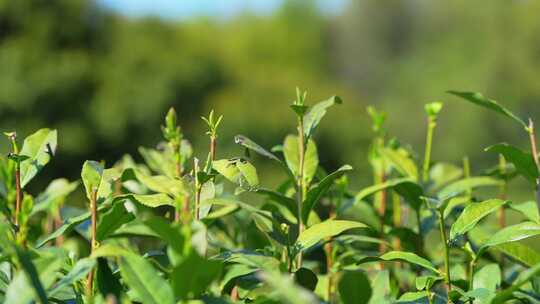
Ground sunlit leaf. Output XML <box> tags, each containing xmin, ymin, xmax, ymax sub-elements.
<box><xmin>19</xmin><ymin>128</ymin><xmax>57</xmax><ymax>188</ymax></box>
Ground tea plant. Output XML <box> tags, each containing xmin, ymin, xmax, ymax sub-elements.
<box><xmin>0</xmin><ymin>89</ymin><xmax>539</xmax><ymax>304</ymax></box>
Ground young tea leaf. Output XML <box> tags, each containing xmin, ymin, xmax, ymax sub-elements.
<box><xmin>448</xmin><ymin>91</ymin><xmax>528</xmax><ymax>130</ymax></box>
<box><xmin>19</xmin><ymin>128</ymin><xmax>57</xmax><ymax>188</ymax></box>
<box><xmin>449</xmin><ymin>199</ymin><xmax>507</xmax><ymax>241</ymax></box>
<box><xmin>485</xmin><ymin>143</ymin><xmax>539</xmax><ymax>184</ymax></box>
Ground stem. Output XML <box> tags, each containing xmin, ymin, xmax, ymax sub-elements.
<box><xmin>210</xmin><ymin>135</ymin><xmax>217</xmax><ymax>161</ymax></box>
<box><xmin>498</xmin><ymin>154</ymin><xmax>507</xmax><ymax>228</ymax></box>
<box><xmin>54</xmin><ymin>210</ymin><xmax>64</xmax><ymax>247</ymax></box>
<box><xmin>194</xmin><ymin>158</ymin><xmax>201</xmax><ymax>221</ymax></box>
<box><xmin>468</xmin><ymin>259</ymin><xmax>475</xmax><ymax>291</ymax></box>
<box><xmin>14</xmin><ymin>166</ymin><xmax>21</xmax><ymax>227</ymax></box>
<box><xmin>392</xmin><ymin>191</ymin><xmax>402</xmax><ymax>252</ymax></box>
<box><xmin>296</xmin><ymin>117</ymin><xmax>306</xmax><ymax>268</ymax></box>
<box><xmin>528</xmin><ymin>119</ymin><xmax>540</xmax><ymax>217</ymax></box>
<box><xmin>87</xmin><ymin>188</ymin><xmax>98</xmax><ymax>295</ymax></box>
<box><xmin>325</xmin><ymin>208</ymin><xmax>336</xmax><ymax>302</ymax></box>
<box><xmin>423</xmin><ymin>119</ymin><xmax>436</xmax><ymax>184</ymax></box>
<box><xmin>438</xmin><ymin>210</ymin><xmax>452</xmax><ymax>295</ymax></box>
<box><xmin>174</xmin><ymin>147</ymin><xmax>182</xmax><ymax>222</ymax></box>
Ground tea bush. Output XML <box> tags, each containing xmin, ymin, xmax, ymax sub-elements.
<box><xmin>1</xmin><ymin>89</ymin><xmax>539</xmax><ymax>304</ymax></box>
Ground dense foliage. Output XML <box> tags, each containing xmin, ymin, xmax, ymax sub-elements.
<box><xmin>1</xmin><ymin>89</ymin><xmax>539</xmax><ymax>303</ymax></box>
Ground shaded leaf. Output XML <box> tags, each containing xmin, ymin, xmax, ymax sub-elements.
<box><xmin>486</xmin><ymin>143</ymin><xmax>539</xmax><ymax>184</ymax></box>
<box><xmin>171</xmin><ymin>252</ymin><xmax>222</xmax><ymax>300</ymax></box>
<box><xmin>302</xmin><ymin>165</ymin><xmax>353</xmax><ymax>224</ymax></box>
<box><xmin>294</xmin><ymin>268</ymin><xmax>318</xmax><ymax>291</ymax></box>
<box><xmin>338</xmin><ymin>271</ymin><xmax>371</xmax><ymax>304</ymax></box>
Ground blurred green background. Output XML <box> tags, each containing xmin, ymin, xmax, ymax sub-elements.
<box><xmin>1</xmin><ymin>0</ymin><xmax>540</xmax><ymax>194</ymax></box>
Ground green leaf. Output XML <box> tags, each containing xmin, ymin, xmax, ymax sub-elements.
<box><xmin>448</xmin><ymin>91</ymin><xmax>528</xmax><ymax>129</ymax></box>
<box><xmin>120</xmin><ymin>193</ymin><xmax>175</xmax><ymax>208</ymax></box>
<box><xmin>31</xmin><ymin>178</ymin><xmax>79</xmax><ymax>215</ymax></box>
<box><xmin>81</xmin><ymin>161</ymin><xmax>121</xmax><ymax>203</ymax></box>
<box><xmin>119</xmin><ymin>254</ymin><xmax>174</xmax><ymax>304</ymax></box>
<box><xmin>338</xmin><ymin>271</ymin><xmax>372</xmax><ymax>304</ymax></box>
<box><xmin>368</xmin><ymin>270</ymin><xmax>392</xmax><ymax>304</ymax></box>
<box><xmin>429</xmin><ymin>162</ymin><xmax>463</xmax><ymax>192</ymax></box>
<box><xmin>381</xmin><ymin>148</ymin><xmax>418</xmax><ymax>180</ymax></box>
<box><xmin>234</xmin><ymin>135</ymin><xmax>282</xmax><ymax>163</ymax></box>
<box><xmin>49</xmin><ymin>258</ymin><xmax>96</xmax><ymax>297</ymax></box>
<box><xmin>293</xmin><ymin>268</ymin><xmax>318</xmax><ymax>292</ymax></box>
<box><xmin>491</xmin><ymin>262</ymin><xmax>540</xmax><ymax>304</ymax></box>
<box><xmin>508</xmin><ymin>201</ymin><xmax>540</xmax><ymax>223</ymax></box>
<box><xmin>236</xmin><ymin>160</ymin><xmax>259</xmax><ymax>187</ymax></box>
<box><xmin>96</xmin><ymin>257</ymin><xmax>124</xmax><ymax>301</ymax></box>
<box><xmin>357</xmin><ymin>251</ymin><xmax>439</xmax><ymax>274</ymax></box>
<box><xmin>355</xmin><ymin>177</ymin><xmax>417</xmax><ymax>202</ymax></box>
<box><xmin>437</xmin><ymin>177</ymin><xmax>501</xmax><ymax>200</ymax></box>
<box><xmin>296</xmin><ymin>219</ymin><xmax>366</xmax><ymax>251</ymax></box>
<box><xmin>450</xmin><ymin>199</ymin><xmax>507</xmax><ymax>240</ymax></box>
<box><xmin>494</xmin><ymin>242</ymin><xmax>540</xmax><ymax>267</ymax></box>
<box><xmin>256</xmin><ymin>188</ymin><xmax>297</xmax><ymax>217</ymax></box>
<box><xmin>36</xmin><ymin>208</ymin><xmax>96</xmax><ymax>247</ymax></box>
<box><xmin>482</xmin><ymin>222</ymin><xmax>540</xmax><ymax>248</ymax></box>
<box><xmin>131</xmin><ymin>169</ymin><xmax>186</xmax><ymax>197</ymax></box>
<box><xmin>257</xmin><ymin>270</ymin><xmax>318</xmax><ymax>304</ymax></box>
<box><xmin>213</xmin><ymin>159</ymin><xmax>259</xmax><ymax>188</ymax></box>
<box><xmin>19</xmin><ymin>128</ymin><xmax>57</xmax><ymax>188</ymax></box>
<box><xmin>473</xmin><ymin>264</ymin><xmax>501</xmax><ymax>292</ymax></box>
<box><xmin>171</xmin><ymin>252</ymin><xmax>222</xmax><ymax>300</ymax></box>
<box><xmin>138</xmin><ymin>146</ymin><xmax>176</xmax><ymax>178</ymax></box>
<box><xmin>7</xmin><ymin>248</ymin><xmax>57</xmax><ymax>304</ymax></box>
<box><xmin>143</xmin><ymin>217</ymin><xmax>186</xmax><ymax>254</ymax></box>
<box><xmin>303</xmin><ymin>95</ymin><xmax>342</xmax><ymax>139</ymax></box>
<box><xmin>302</xmin><ymin>165</ymin><xmax>353</xmax><ymax>224</ymax></box>
<box><xmin>96</xmin><ymin>202</ymin><xmax>135</xmax><ymax>241</ymax></box>
<box><xmin>283</xmin><ymin>134</ymin><xmax>318</xmax><ymax>185</ymax></box>
<box><xmin>485</xmin><ymin>143</ymin><xmax>539</xmax><ymax>184</ymax></box>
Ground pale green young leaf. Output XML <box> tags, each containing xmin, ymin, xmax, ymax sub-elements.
<box><xmin>473</xmin><ymin>264</ymin><xmax>501</xmax><ymax>292</ymax></box>
<box><xmin>303</xmin><ymin>95</ymin><xmax>342</xmax><ymax>139</ymax></box>
<box><xmin>381</xmin><ymin>147</ymin><xmax>418</xmax><ymax>180</ymax></box>
<box><xmin>450</xmin><ymin>199</ymin><xmax>507</xmax><ymax>240</ymax></box>
<box><xmin>296</xmin><ymin>219</ymin><xmax>366</xmax><ymax>251</ymax></box>
<box><xmin>283</xmin><ymin>134</ymin><xmax>318</xmax><ymax>184</ymax></box>
<box><xmin>357</xmin><ymin>251</ymin><xmax>439</xmax><ymax>274</ymax></box>
<box><xmin>19</xmin><ymin>128</ymin><xmax>57</xmax><ymax>188</ymax></box>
